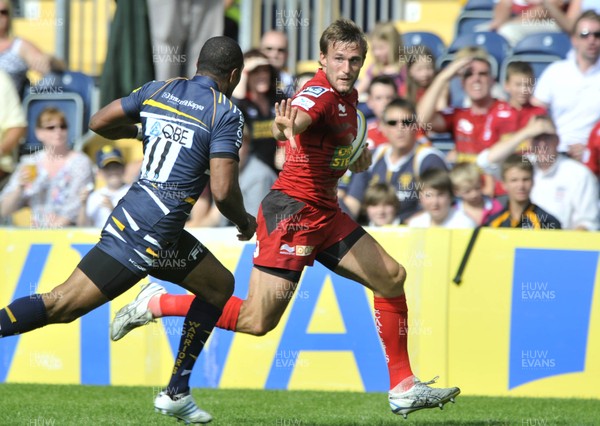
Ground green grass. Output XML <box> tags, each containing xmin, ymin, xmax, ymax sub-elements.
<box><xmin>0</xmin><ymin>384</ymin><xmax>598</xmax><ymax>425</ymax></box>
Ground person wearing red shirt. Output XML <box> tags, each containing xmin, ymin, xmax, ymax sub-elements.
<box><xmin>586</xmin><ymin>120</ymin><xmax>600</xmax><ymax>176</ymax></box>
<box><xmin>110</xmin><ymin>19</ymin><xmax>460</xmax><ymax>420</ymax></box>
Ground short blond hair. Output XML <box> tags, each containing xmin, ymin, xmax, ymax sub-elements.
<box><xmin>449</xmin><ymin>162</ymin><xmax>482</xmax><ymax>189</ymax></box>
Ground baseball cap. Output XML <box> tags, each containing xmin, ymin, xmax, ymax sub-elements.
<box><xmin>96</xmin><ymin>145</ymin><xmax>124</xmax><ymax>168</ymax></box>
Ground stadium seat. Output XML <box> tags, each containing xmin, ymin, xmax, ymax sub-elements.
<box><xmin>463</xmin><ymin>0</ymin><xmax>495</xmax><ymax>10</ymax></box>
<box><xmin>403</xmin><ymin>31</ymin><xmax>446</xmax><ymax>61</ymax></box>
<box><xmin>428</xmin><ymin>132</ymin><xmax>455</xmax><ymax>156</ymax></box>
<box><xmin>499</xmin><ymin>54</ymin><xmax>560</xmax><ymax>84</ymax></box>
<box><xmin>21</xmin><ymin>93</ymin><xmax>84</xmax><ymax>156</ymax></box>
<box><xmin>444</xmin><ymin>31</ymin><xmax>511</xmax><ymax>77</ymax></box>
<box><xmin>512</xmin><ymin>32</ymin><xmax>572</xmax><ymax>58</ymax></box>
<box><xmin>455</xmin><ymin>11</ymin><xmax>493</xmax><ymax>38</ymax></box>
<box><xmin>32</xmin><ymin>71</ymin><xmax>96</xmax><ymax>135</ymax></box>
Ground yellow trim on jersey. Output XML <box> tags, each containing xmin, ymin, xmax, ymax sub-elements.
<box><xmin>210</xmin><ymin>87</ymin><xmax>217</xmax><ymax>127</ymax></box>
<box><xmin>142</xmin><ymin>99</ymin><xmax>209</xmax><ymax>129</ymax></box>
<box><xmin>184</xmin><ymin>197</ymin><xmax>196</xmax><ymax>205</ymax></box>
<box><xmin>146</xmin><ymin>247</ymin><xmax>158</xmax><ymax>258</ymax></box>
<box><xmin>525</xmin><ymin>210</ymin><xmax>541</xmax><ymax>229</ymax></box>
<box><xmin>4</xmin><ymin>307</ymin><xmax>16</xmax><ymax>323</ymax></box>
<box><xmin>490</xmin><ymin>211</ymin><xmax>510</xmax><ymax>228</ymax></box>
<box><xmin>112</xmin><ymin>216</ymin><xmax>125</xmax><ymax>231</ymax></box>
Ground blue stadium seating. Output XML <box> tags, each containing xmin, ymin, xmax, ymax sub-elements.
<box><xmin>512</xmin><ymin>32</ymin><xmax>572</xmax><ymax>58</ymax></box>
<box><xmin>499</xmin><ymin>54</ymin><xmax>560</xmax><ymax>84</ymax></box>
<box><xmin>403</xmin><ymin>31</ymin><xmax>446</xmax><ymax>61</ymax></box>
<box><xmin>21</xmin><ymin>93</ymin><xmax>84</xmax><ymax>156</ymax></box>
<box><xmin>455</xmin><ymin>11</ymin><xmax>493</xmax><ymax>38</ymax></box>
<box><xmin>463</xmin><ymin>0</ymin><xmax>495</xmax><ymax>10</ymax></box>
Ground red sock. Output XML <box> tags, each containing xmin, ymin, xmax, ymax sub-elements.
<box><xmin>215</xmin><ymin>296</ymin><xmax>243</xmax><ymax>331</ymax></box>
<box><xmin>374</xmin><ymin>295</ymin><xmax>414</xmax><ymax>390</ymax></box>
<box><xmin>149</xmin><ymin>294</ymin><xmax>194</xmax><ymax>317</ymax></box>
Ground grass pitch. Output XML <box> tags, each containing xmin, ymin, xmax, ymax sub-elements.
<box><xmin>0</xmin><ymin>384</ymin><xmax>598</xmax><ymax>425</ymax></box>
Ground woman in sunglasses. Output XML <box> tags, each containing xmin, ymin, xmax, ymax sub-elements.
<box><xmin>0</xmin><ymin>107</ymin><xmax>93</xmax><ymax>227</ymax></box>
<box><xmin>0</xmin><ymin>0</ymin><xmax>64</xmax><ymax>97</ymax></box>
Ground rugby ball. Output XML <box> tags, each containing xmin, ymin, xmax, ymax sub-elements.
<box><xmin>348</xmin><ymin>110</ymin><xmax>368</xmax><ymax>165</ymax></box>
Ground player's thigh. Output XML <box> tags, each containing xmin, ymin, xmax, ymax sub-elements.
<box><xmin>236</xmin><ymin>267</ymin><xmax>298</xmax><ymax>335</ymax></box>
<box><xmin>44</xmin><ymin>268</ymin><xmax>110</xmax><ymax>323</ymax></box>
<box><xmin>179</xmin><ymin>250</ymin><xmax>234</xmax><ymax>308</ymax></box>
<box><xmin>334</xmin><ymin>232</ymin><xmax>406</xmax><ymax>297</ymax></box>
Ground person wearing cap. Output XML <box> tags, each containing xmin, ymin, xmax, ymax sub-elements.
<box><xmin>232</xmin><ymin>49</ymin><xmax>286</xmax><ymax>172</ymax></box>
<box><xmin>477</xmin><ymin>115</ymin><xmax>599</xmax><ymax>230</ymax></box>
<box><xmin>0</xmin><ymin>106</ymin><xmax>93</xmax><ymax>227</ymax></box>
<box><xmin>77</xmin><ymin>145</ymin><xmax>130</xmax><ymax>227</ymax></box>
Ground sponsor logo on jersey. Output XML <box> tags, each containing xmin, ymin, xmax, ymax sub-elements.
<box><xmin>279</xmin><ymin>244</ymin><xmax>296</xmax><ymax>255</ymax></box>
<box><xmin>299</xmin><ymin>86</ymin><xmax>328</xmax><ymax>97</ymax></box>
<box><xmin>296</xmin><ymin>245</ymin><xmax>314</xmax><ymax>256</ymax></box>
<box><xmin>330</xmin><ymin>145</ymin><xmax>354</xmax><ymax>170</ymax></box>
<box><xmin>457</xmin><ymin>118</ymin><xmax>474</xmax><ymax>135</ymax></box>
<box><xmin>338</xmin><ymin>103</ymin><xmax>347</xmax><ymax>117</ymax></box>
<box><xmin>128</xmin><ymin>258</ymin><xmax>148</xmax><ymax>272</ymax></box>
<box><xmin>145</xmin><ymin>118</ymin><xmax>195</xmax><ymax>148</ymax></box>
<box><xmin>254</xmin><ymin>241</ymin><xmax>260</xmax><ymax>258</ymax></box>
<box><xmin>292</xmin><ymin>96</ymin><xmax>315</xmax><ymax>110</ymax></box>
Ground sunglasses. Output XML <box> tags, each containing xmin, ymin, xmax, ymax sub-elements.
<box><xmin>579</xmin><ymin>30</ymin><xmax>600</xmax><ymax>39</ymax></box>
<box><xmin>384</xmin><ymin>118</ymin><xmax>415</xmax><ymax>127</ymax></box>
<box><xmin>0</xmin><ymin>9</ymin><xmax>9</xmax><ymax>16</ymax></box>
<box><xmin>41</xmin><ymin>124</ymin><xmax>68</xmax><ymax>130</ymax></box>
<box><xmin>264</xmin><ymin>46</ymin><xmax>287</xmax><ymax>53</ymax></box>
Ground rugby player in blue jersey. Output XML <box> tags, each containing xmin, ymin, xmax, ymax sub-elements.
<box><xmin>0</xmin><ymin>36</ymin><xmax>255</xmax><ymax>424</ymax></box>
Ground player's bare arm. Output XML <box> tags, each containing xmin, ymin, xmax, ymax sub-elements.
<box><xmin>209</xmin><ymin>157</ymin><xmax>257</xmax><ymax>241</ymax></box>
<box><xmin>272</xmin><ymin>98</ymin><xmax>312</xmax><ymax>150</ymax></box>
<box><xmin>89</xmin><ymin>99</ymin><xmax>139</xmax><ymax>140</ymax></box>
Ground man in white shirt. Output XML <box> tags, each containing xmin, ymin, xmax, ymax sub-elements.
<box><xmin>477</xmin><ymin>116</ymin><xmax>599</xmax><ymax>230</ymax></box>
<box><xmin>533</xmin><ymin>10</ymin><xmax>600</xmax><ymax>161</ymax></box>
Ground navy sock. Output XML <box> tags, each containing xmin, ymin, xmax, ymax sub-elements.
<box><xmin>166</xmin><ymin>297</ymin><xmax>221</xmax><ymax>396</ymax></box>
<box><xmin>0</xmin><ymin>296</ymin><xmax>48</xmax><ymax>337</ymax></box>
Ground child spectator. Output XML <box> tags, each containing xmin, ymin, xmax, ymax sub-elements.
<box><xmin>408</xmin><ymin>168</ymin><xmax>476</xmax><ymax>228</ymax></box>
<box><xmin>77</xmin><ymin>145</ymin><xmax>130</xmax><ymax>227</ymax></box>
<box><xmin>0</xmin><ymin>107</ymin><xmax>93</xmax><ymax>227</ymax></box>
<box><xmin>450</xmin><ymin>162</ymin><xmax>503</xmax><ymax>225</ymax></box>
<box><xmin>365</xmin><ymin>76</ymin><xmax>398</xmax><ymax>149</ymax></box>
<box><xmin>363</xmin><ymin>182</ymin><xmax>401</xmax><ymax>226</ymax></box>
<box><xmin>356</xmin><ymin>21</ymin><xmax>406</xmax><ymax>99</ymax></box>
<box><xmin>405</xmin><ymin>45</ymin><xmax>448</xmax><ymax>110</ymax></box>
<box><xmin>485</xmin><ymin>154</ymin><xmax>561</xmax><ymax>229</ymax></box>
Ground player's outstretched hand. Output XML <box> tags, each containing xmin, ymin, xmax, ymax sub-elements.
<box><xmin>274</xmin><ymin>99</ymin><xmax>298</xmax><ymax>150</ymax></box>
<box><xmin>349</xmin><ymin>148</ymin><xmax>372</xmax><ymax>173</ymax></box>
<box><xmin>236</xmin><ymin>213</ymin><xmax>257</xmax><ymax>241</ymax></box>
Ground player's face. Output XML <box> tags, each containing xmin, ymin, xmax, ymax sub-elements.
<box><xmin>320</xmin><ymin>41</ymin><xmax>364</xmax><ymax>95</ymax></box>
<box><xmin>461</xmin><ymin>60</ymin><xmax>493</xmax><ymax>102</ymax></box>
<box><xmin>502</xmin><ymin>167</ymin><xmax>533</xmax><ymax>204</ymax></box>
<box><xmin>381</xmin><ymin>106</ymin><xmax>417</xmax><ymax>152</ymax></box>
<box><xmin>366</xmin><ymin>202</ymin><xmax>397</xmax><ymax>226</ymax></box>
<box><xmin>366</xmin><ymin>83</ymin><xmax>396</xmax><ymax>119</ymax></box>
<box><xmin>573</xmin><ymin>18</ymin><xmax>600</xmax><ymax>64</ymax></box>
<box><xmin>504</xmin><ymin>73</ymin><xmax>534</xmax><ymax>107</ymax></box>
<box><xmin>419</xmin><ymin>187</ymin><xmax>452</xmax><ymax>225</ymax></box>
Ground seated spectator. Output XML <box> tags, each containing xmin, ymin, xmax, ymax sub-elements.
<box><xmin>450</xmin><ymin>162</ymin><xmax>503</xmax><ymax>225</ymax></box>
<box><xmin>260</xmin><ymin>30</ymin><xmax>294</xmax><ymax>97</ymax></box>
<box><xmin>407</xmin><ymin>168</ymin><xmax>476</xmax><ymax>228</ymax></box>
<box><xmin>356</xmin><ymin>21</ymin><xmax>406</xmax><ymax>100</ymax></box>
<box><xmin>344</xmin><ymin>98</ymin><xmax>448</xmax><ymax>223</ymax></box>
<box><xmin>486</xmin><ymin>153</ymin><xmax>561</xmax><ymax>229</ymax></box>
<box><xmin>365</xmin><ymin>76</ymin><xmax>397</xmax><ymax>149</ymax></box>
<box><xmin>477</xmin><ymin>115</ymin><xmax>599</xmax><ymax>230</ymax></box>
<box><xmin>363</xmin><ymin>182</ymin><xmax>401</xmax><ymax>226</ymax></box>
<box><xmin>0</xmin><ymin>69</ymin><xmax>25</xmax><ymax>186</ymax></box>
<box><xmin>77</xmin><ymin>145</ymin><xmax>130</xmax><ymax>227</ymax></box>
<box><xmin>544</xmin><ymin>0</ymin><xmax>600</xmax><ymax>33</ymax></box>
<box><xmin>484</xmin><ymin>0</ymin><xmax>562</xmax><ymax>46</ymax></box>
<box><xmin>0</xmin><ymin>0</ymin><xmax>65</xmax><ymax>96</ymax></box>
<box><xmin>232</xmin><ymin>50</ymin><xmax>285</xmax><ymax>172</ymax></box>
<box><xmin>0</xmin><ymin>107</ymin><xmax>93</xmax><ymax>227</ymax></box>
<box><xmin>532</xmin><ymin>10</ymin><xmax>600</xmax><ymax>161</ymax></box>
<box><xmin>405</xmin><ymin>45</ymin><xmax>448</xmax><ymax>110</ymax></box>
